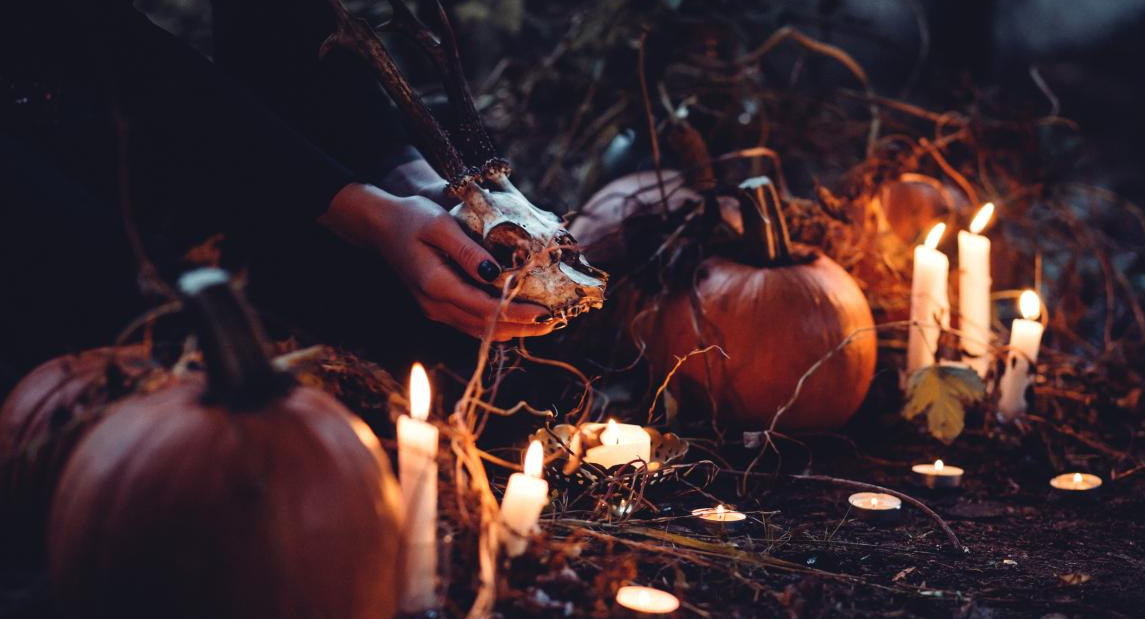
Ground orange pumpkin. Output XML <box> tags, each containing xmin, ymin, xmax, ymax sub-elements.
<box><xmin>0</xmin><ymin>344</ymin><xmax>163</xmax><ymax>562</ymax></box>
<box><xmin>581</xmin><ymin>172</ymin><xmax>876</xmax><ymax>431</ymax></box>
<box><xmin>49</xmin><ymin>269</ymin><xmax>404</xmax><ymax>619</ymax></box>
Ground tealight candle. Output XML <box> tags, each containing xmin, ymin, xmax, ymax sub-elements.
<box><xmin>583</xmin><ymin>419</ymin><xmax>652</xmax><ymax>469</ymax></box>
<box><xmin>691</xmin><ymin>504</ymin><xmax>747</xmax><ymax>534</ymax></box>
<box><xmin>615</xmin><ymin>586</ymin><xmax>680</xmax><ymax>615</ymax></box>
<box><xmin>998</xmin><ymin>290</ymin><xmax>1045</xmax><ymax>421</ymax></box>
<box><xmin>398</xmin><ymin>363</ymin><xmax>439</xmax><ymax>612</ymax></box>
<box><xmin>958</xmin><ymin>203</ymin><xmax>995</xmax><ymax>377</ymax></box>
<box><xmin>499</xmin><ymin>440</ymin><xmax>550</xmax><ymax>557</ymax></box>
<box><xmin>848</xmin><ymin>492</ymin><xmax>902</xmax><ymax>524</ymax></box>
<box><xmin>907</xmin><ymin>223</ymin><xmax>951</xmax><ymax>381</ymax></box>
<box><xmin>911</xmin><ymin>459</ymin><xmax>964</xmax><ymax>489</ymax></box>
<box><xmin>1050</xmin><ymin>472</ymin><xmax>1102</xmax><ymax>492</ymax></box>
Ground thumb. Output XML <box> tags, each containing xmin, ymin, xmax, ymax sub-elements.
<box><xmin>428</xmin><ymin>215</ymin><xmax>503</xmax><ymax>284</ymax></box>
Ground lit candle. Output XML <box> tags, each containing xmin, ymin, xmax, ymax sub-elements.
<box><xmin>848</xmin><ymin>492</ymin><xmax>902</xmax><ymax>524</ymax></box>
<box><xmin>615</xmin><ymin>586</ymin><xmax>680</xmax><ymax>615</ymax></box>
<box><xmin>911</xmin><ymin>459</ymin><xmax>965</xmax><ymax>489</ymax></box>
<box><xmin>997</xmin><ymin>290</ymin><xmax>1045</xmax><ymax>421</ymax></box>
<box><xmin>907</xmin><ymin>223</ymin><xmax>951</xmax><ymax>380</ymax></box>
<box><xmin>1050</xmin><ymin>472</ymin><xmax>1102</xmax><ymax>492</ymax></box>
<box><xmin>583</xmin><ymin>419</ymin><xmax>652</xmax><ymax>469</ymax></box>
<box><xmin>691</xmin><ymin>504</ymin><xmax>747</xmax><ymax>534</ymax></box>
<box><xmin>499</xmin><ymin>440</ymin><xmax>550</xmax><ymax>557</ymax></box>
<box><xmin>398</xmin><ymin>363</ymin><xmax>439</xmax><ymax>612</ymax></box>
<box><xmin>958</xmin><ymin>203</ymin><xmax>994</xmax><ymax>377</ymax></box>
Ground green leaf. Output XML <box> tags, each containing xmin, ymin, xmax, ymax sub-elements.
<box><xmin>902</xmin><ymin>364</ymin><xmax>986</xmax><ymax>443</ymax></box>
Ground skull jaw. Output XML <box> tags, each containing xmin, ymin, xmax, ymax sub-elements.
<box><xmin>491</xmin><ymin>259</ymin><xmax>608</xmax><ymax>320</ymax></box>
<box><xmin>449</xmin><ymin>177</ymin><xmax>608</xmax><ymax>318</ymax></box>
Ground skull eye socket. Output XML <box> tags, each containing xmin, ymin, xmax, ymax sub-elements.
<box><xmin>485</xmin><ymin>222</ymin><xmax>532</xmax><ymax>270</ymax></box>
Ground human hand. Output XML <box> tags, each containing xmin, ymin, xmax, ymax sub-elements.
<box><xmin>320</xmin><ymin>183</ymin><xmax>555</xmax><ymax>340</ymax></box>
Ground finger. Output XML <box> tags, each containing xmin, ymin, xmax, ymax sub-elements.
<box><xmin>419</xmin><ymin>263</ymin><xmax>549</xmax><ymax>324</ymax></box>
<box><xmin>422</xmin><ymin>213</ymin><xmax>503</xmax><ymax>285</ymax></box>
<box><xmin>420</xmin><ymin>299</ymin><xmax>555</xmax><ymax>341</ymax></box>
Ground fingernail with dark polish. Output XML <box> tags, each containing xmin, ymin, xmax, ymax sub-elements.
<box><xmin>478</xmin><ymin>260</ymin><xmax>501</xmax><ymax>282</ymax></box>
<box><xmin>535</xmin><ymin>314</ymin><xmax>552</xmax><ymax>323</ymax></box>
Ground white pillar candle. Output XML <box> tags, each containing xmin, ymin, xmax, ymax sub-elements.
<box><xmin>907</xmin><ymin>223</ymin><xmax>951</xmax><ymax>379</ymax></box>
<box><xmin>958</xmin><ymin>203</ymin><xmax>994</xmax><ymax>377</ymax></box>
<box><xmin>584</xmin><ymin>419</ymin><xmax>652</xmax><ymax>469</ymax></box>
<box><xmin>499</xmin><ymin>440</ymin><xmax>549</xmax><ymax>557</ymax></box>
<box><xmin>998</xmin><ymin>290</ymin><xmax>1045</xmax><ymax>421</ymax></box>
<box><xmin>398</xmin><ymin>363</ymin><xmax>439</xmax><ymax>612</ymax></box>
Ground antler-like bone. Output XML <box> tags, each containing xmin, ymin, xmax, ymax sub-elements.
<box><xmin>322</xmin><ymin>0</ymin><xmax>475</xmax><ymax>190</ymax></box>
<box><xmin>382</xmin><ymin>0</ymin><xmax>504</xmax><ymax>176</ymax></box>
<box><xmin>322</xmin><ymin>0</ymin><xmax>608</xmax><ymax>316</ymax></box>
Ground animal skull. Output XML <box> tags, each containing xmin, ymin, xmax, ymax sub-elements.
<box><xmin>451</xmin><ymin>173</ymin><xmax>608</xmax><ymax>321</ymax></box>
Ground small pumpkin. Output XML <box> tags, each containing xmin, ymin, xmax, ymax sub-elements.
<box><xmin>49</xmin><ymin>269</ymin><xmax>404</xmax><ymax>619</ymax></box>
<box><xmin>873</xmin><ymin>173</ymin><xmax>964</xmax><ymax>244</ymax></box>
<box><xmin>580</xmin><ymin>167</ymin><xmax>876</xmax><ymax>431</ymax></box>
<box><xmin>0</xmin><ymin>344</ymin><xmax>167</xmax><ymax>562</ymax></box>
<box><xmin>639</xmin><ymin>179</ymin><xmax>876</xmax><ymax>430</ymax></box>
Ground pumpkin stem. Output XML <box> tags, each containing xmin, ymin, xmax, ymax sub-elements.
<box><xmin>178</xmin><ymin>269</ymin><xmax>290</xmax><ymax>409</ymax></box>
<box><xmin>735</xmin><ymin>188</ymin><xmax>775</xmax><ymax>267</ymax></box>
<box><xmin>758</xmin><ymin>179</ymin><xmax>793</xmax><ymax>265</ymax></box>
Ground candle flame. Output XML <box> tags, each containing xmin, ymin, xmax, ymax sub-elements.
<box><xmin>934</xmin><ymin>459</ymin><xmax>944</xmax><ymax>471</ymax></box>
<box><xmin>1019</xmin><ymin>289</ymin><xmax>1041</xmax><ymax>321</ymax></box>
<box><xmin>870</xmin><ymin>497</ymin><xmax>878</xmax><ymax>507</ymax></box>
<box><xmin>605</xmin><ymin>418</ymin><xmax>620</xmax><ymax>446</ymax></box>
<box><xmin>523</xmin><ymin>440</ymin><xmax>543</xmax><ymax>477</ymax></box>
<box><xmin>924</xmin><ymin>223</ymin><xmax>946</xmax><ymax>249</ymax></box>
<box><xmin>637</xmin><ymin>590</ymin><xmax>651</xmax><ymax>607</ymax></box>
<box><xmin>716</xmin><ymin>504</ymin><xmax>725</xmax><ymax>520</ymax></box>
<box><xmin>969</xmin><ymin>202</ymin><xmax>995</xmax><ymax>234</ymax></box>
<box><xmin>1073</xmin><ymin>472</ymin><xmax>1083</xmax><ymax>484</ymax></box>
<box><xmin>409</xmin><ymin>363</ymin><xmax>431</xmax><ymax>421</ymax></box>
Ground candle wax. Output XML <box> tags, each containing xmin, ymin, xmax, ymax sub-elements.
<box><xmin>583</xmin><ymin>421</ymin><xmax>651</xmax><ymax>469</ymax></box>
<box><xmin>911</xmin><ymin>460</ymin><xmax>964</xmax><ymax>489</ymax></box>
<box><xmin>907</xmin><ymin>244</ymin><xmax>950</xmax><ymax>379</ymax></box>
<box><xmin>500</xmin><ymin>474</ymin><xmax>549</xmax><ymax>557</ymax></box>
<box><xmin>958</xmin><ymin>230</ymin><xmax>992</xmax><ymax>377</ymax></box>
<box><xmin>1049</xmin><ymin>472</ymin><xmax>1102</xmax><ymax>491</ymax></box>
<box><xmin>397</xmin><ymin>415</ymin><xmax>438</xmax><ymax>612</ymax></box>
<box><xmin>998</xmin><ymin>318</ymin><xmax>1045</xmax><ymax>420</ymax></box>
<box><xmin>615</xmin><ymin>586</ymin><xmax>680</xmax><ymax>614</ymax></box>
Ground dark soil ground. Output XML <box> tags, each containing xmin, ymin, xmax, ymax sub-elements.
<box><xmin>490</xmin><ymin>418</ymin><xmax>1145</xmax><ymax>618</ymax></box>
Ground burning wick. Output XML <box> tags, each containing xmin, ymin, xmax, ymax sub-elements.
<box><xmin>605</xmin><ymin>419</ymin><xmax>620</xmax><ymax>446</ymax></box>
<box><xmin>998</xmin><ymin>289</ymin><xmax>1046</xmax><ymax>421</ymax></box>
<box><xmin>615</xmin><ymin>586</ymin><xmax>680</xmax><ymax>614</ymax></box>
<box><xmin>912</xmin><ymin>459</ymin><xmax>964</xmax><ymax>489</ymax></box>
<box><xmin>906</xmin><ymin>222</ymin><xmax>951</xmax><ymax>378</ymax></box>
<box><xmin>584</xmin><ymin>419</ymin><xmax>651</xmax><ymax>469</ymax></box>
<box><xmin>692</xmin><ymin>504</ymin><xmax>746</xmax><ymax>533</ymax></box>
<box><xmin>397</xmin><ymin>363</ymin><xmax>439</xmax><ymax>612</ymax></box>
<box><xmin>848</xmin><ymin>492</ymin><xmax>902</xmax><ymax>524</ymax></box>
<box><xmin>969</xmin><ymin>202</ymin><xmax>995</xmax><ymax>234</ymax></box>
<box><xmin>498</xmin><ymin>440</ymin><xmax>549</xmax><ymax>557</ymax></box>
<box><xmin>1050</xmin><ymin>472</ymin><xmax>1102</xmax><ymax>493</ymax></box>
<box><xmin>925</xmin><ymin>222</ymin><xmax>947</xmax><ymax>249</ymax></box>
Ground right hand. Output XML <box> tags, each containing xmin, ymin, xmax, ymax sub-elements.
<box><xmin>320</xmin><ymin>183</ymin><xmax>555</xmax><ymax>341</ymax></box>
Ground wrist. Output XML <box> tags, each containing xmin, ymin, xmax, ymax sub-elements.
<box><xmin>320</xmin><ymin>182</ymin><xmax>393</xmax><ymax>248</ymax></box>
<box><xmin>381</xmin><ymin>159</ymin><xmax>452</xmax><ymax>206</ymax></box>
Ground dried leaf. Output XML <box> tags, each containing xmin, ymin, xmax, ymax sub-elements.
<box><xmin>902</xmin><ymin>364</ymin><xmax>986</xmax><ymax>443</ymax></box>
<box><xmin>892</xmin><ymin>567</ymin><xmax>916</xmax><ymax>582</ymax></box>
<box><xmin>1058</xmin><ymin>573</ymin><xmax>1092</xmax><ymax>586</ymax></box>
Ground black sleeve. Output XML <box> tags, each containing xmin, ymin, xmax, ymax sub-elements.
<box><xmin>211</xmin><ymin>0</ymin><xmax>422</xmax><ymax>184</ymax></box>
<box><xmin>98</xmin><ymin>7</ymin><xmax>359</xmax><ymax>224</ymax></box>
